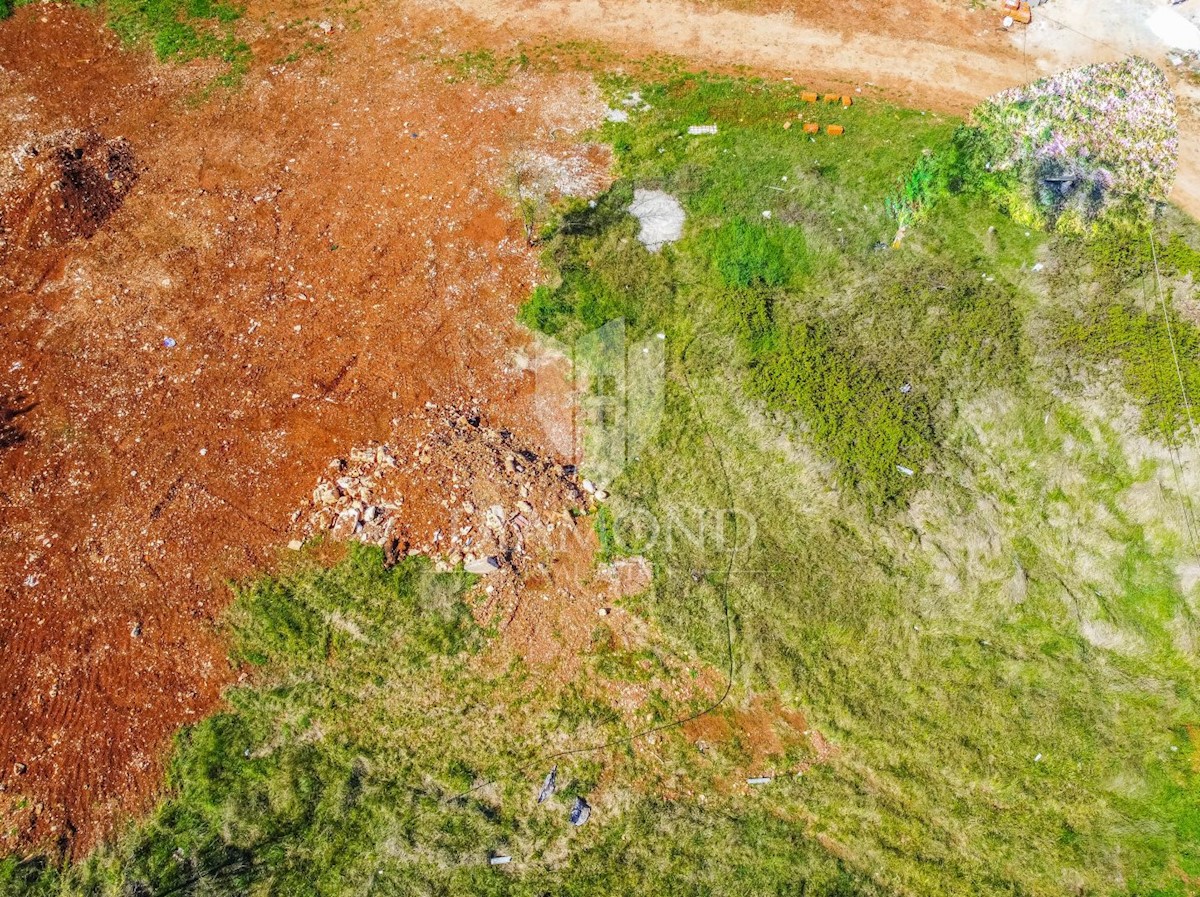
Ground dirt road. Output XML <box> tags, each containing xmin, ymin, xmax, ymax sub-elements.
<box><xmin>412</xmin><ymin>0</ymin><xmax>1200</xmax><ymax>216</ymax></box>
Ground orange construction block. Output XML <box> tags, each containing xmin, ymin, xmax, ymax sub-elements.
<box><xmin>826</xmin><ymin>124</ymin><xmax>845</xmax><ymax>136</ymax></box>
<box><xmin>801</xmin><ymin>91</ymin><xmax>818</xmax><ymax>103</ymax></box>
<box><xmin>803</xmin><ymin>122</ymin><xmax>820</xmax><ymax>134</ymax></box>
<box><xmin>1013</xmin><ymin>1</ymin><xmax>1031</xmax><ymax>23</ymax></box>
<box><xmin>824</xmin><ymin>93</ymin><xmax>840</xmax><ymax>104</ymax></box>
<box><xmin>841</xmin><ymin>95</ymin><xmax>853</xmax><ymax>107</ymax></box>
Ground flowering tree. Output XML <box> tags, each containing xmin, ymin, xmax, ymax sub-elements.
<box><xmin>965</xmin><ymin>57</ymin><xmax>1178</xmax><ymax>232</ymax></box>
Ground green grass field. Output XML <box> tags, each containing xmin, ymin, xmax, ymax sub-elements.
<box><xmin>522</xmin><ymin>74</ymin><xmax>1200</xmax><ymax>894</ymax></box>
<box><xmin>4</xmin><ymin>72</ymin><xmax>1200</xmax><ymax>897</ymax></box>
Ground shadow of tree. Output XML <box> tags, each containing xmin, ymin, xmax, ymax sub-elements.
<box><xmin>1</xmin><ymin>394</ymin><xmax>35</xmax><ymax>451</ymax></box>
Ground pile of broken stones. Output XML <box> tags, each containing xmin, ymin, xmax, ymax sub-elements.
<box><xmin>297</xmin><ymin>403</ymin><xmax>602</xmax><ymax>600</ymax></box>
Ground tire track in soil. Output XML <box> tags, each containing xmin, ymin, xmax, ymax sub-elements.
<box><xmin>0</xmin><ymin>2</ymin><xmax>611</xmax><ymax>853</ymax></box>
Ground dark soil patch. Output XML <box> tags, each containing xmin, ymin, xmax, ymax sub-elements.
<box><xmin>0</xmin><ymin>129</ymin><xmax>138</xmax><ymax>261</ymax></box>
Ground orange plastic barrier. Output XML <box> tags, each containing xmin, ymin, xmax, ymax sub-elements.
<box><xmin>801</xmin><ymin>91</ymin><xmax>818</xmax><ymax>103</ymax></box>
<box><xmin>826</xmin><ymin>124</ymin><xmax>845</xmax><ymax>136</ymax></box>
<box><xmin>803</xmin><ymin>122</ymin><xmax>820</xmax><ymax>134</ymax></box>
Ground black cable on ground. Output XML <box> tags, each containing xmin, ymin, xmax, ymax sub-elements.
<box><xmin>442</xmin><ymin>325</ymin><xmax>740</xmax><ymax>802</ymax></box>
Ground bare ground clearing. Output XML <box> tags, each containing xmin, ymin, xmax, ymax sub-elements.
<box><xmin>0</xmin><ymin>1</ymin><xmax>609</xmax><ymax>852</ymax></box>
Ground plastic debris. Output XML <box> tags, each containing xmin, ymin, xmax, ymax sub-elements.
<box><xmin>628</xmin><ymin>189</ymin><xmax>685</xmax><ymax>252</ymax></box>
<box><xmin>569</xmin><ymin>796</ymin><xmax>591</xmax><ymax>826</ymax></box>
<box><xmin>896</xmin><ymin>465</ymin><xmax>915</xmax><ymax>477</ymax></box>
<box><xmin>1031</xmin><ymin>262</ymin><xmax>1045</xmax><ymax>271</ymax></box>
<box><xmin>489</xmin><ymin>855</ymin><xmax>512</xmax><ymax>865</ymax></box>
<box><xmin>746</xmin><ymin>776</ymin><xmax>773</xmax><ymax>785</ymax></box>
<box><xmin>537</xmin><ymin>765</ymin><xmax>558</xmax><ymax>804</ymax></box>
<box><xmin>900</xmin><ymin>382</ymin><xmax>912</xmax><ymax>394</ymax></box>
<box><xmin>687</xmin><ymin>124</ymin><xmax>718</xmax><ymax>135</ymax></box>
<box><xmin>162</xmin><ymin>337</ymin><xmax>176</xmax><ymax>348</ymax></box>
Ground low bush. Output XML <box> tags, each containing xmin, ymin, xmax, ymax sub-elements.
<box><xmin>1057</xmin><ymin>300</ymin><xmax>1200</xmax><ymax>439</ymax></box>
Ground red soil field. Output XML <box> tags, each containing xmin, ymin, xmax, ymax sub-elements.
<box><xmin>0</xmin><ymin>2</ymin><xmax>608</xmax><ymax>853</ymax></box>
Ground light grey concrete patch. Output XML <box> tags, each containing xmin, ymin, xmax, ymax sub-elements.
<box><xmin>628</xmin><ymin>188</ymin><xmax>684</xmax><ymax>252</ymax></box>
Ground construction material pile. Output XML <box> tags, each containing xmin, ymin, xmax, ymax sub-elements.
<box><xmin>967</xmin><ymin>57</ymin><xmax>1177</xmax><ymax>231</ymax></box>
<box><xmin>299</xmin><ymin>402</ymin><xmax>597</xmax><ymax>618</ymax></box>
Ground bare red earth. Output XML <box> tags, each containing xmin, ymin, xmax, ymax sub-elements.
<box><xmin>0</xmin><ymin>3</ymin><xmax>608</xmax><ymax>852</ymax></box>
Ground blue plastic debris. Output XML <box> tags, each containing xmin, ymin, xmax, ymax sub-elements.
<box><xmin>569</xmin><ymin>796</ymin><xmax>591</xmax><ymax>826</ymax></box>
<box><xmin>162</xmin><ymin>337</ymin><xmax>176</xmax><ymax>348</ymax></box>
<box><xmin>537</xmin><ymin>765</ymin><xmax>558</xmax><ymax>804</ymax></box>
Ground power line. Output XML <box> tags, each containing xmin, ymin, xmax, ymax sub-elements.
<box><xmin>1146</xmin><ymin>228</ymin><xmax>1199</xmax><ymax>552</ymax></box>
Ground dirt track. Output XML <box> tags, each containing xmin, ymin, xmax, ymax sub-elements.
<box><xmin>410</xmin><ymin>0</ymin><xmax>1200</xmax><ymax>216</ymax></box>
<box><xmin>2</xmin><ymin>0</ymin><xmax>1199</xmax><ymax>859</ymax></box>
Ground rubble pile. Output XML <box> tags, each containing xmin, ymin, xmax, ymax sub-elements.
<box><xmin>300</xmin><ymin>402</ymin><xmax>597</xmax><ymax>610</ymax></box>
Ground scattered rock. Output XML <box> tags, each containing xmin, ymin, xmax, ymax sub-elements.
<box><xmin>465</xmin><ymin>556</ymin><xmax>501</xmax><ymax>574</ymax></box>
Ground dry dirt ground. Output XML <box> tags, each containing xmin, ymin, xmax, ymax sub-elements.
<box><xmin>2</xmin><ymin>0</ymin><xmax>1199</xmax><ymax>860</ymax></box>
<box><xmin>0</xmin><ymin>1</ymin><xmax>613</xmax><ymax>851</ymax></box>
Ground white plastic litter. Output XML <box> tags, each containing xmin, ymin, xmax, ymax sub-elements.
<box><xmin>489</xmin><ymin>856</ymin><xmax>512</xmax><ymax>866</ymax></box>
<box><xmin>747</xmin><ymin>776</ymin><xmax>773</xmax><ymax>785</ymax></box>
<box><xmin>687</xmin><ymin>124</ymin><xmax>718</xmax><ymax>135</ymax></box>
<box><xmin>628</xmin><ymin>189</ymin><xmax>685</xmax><ymax>252</ymax></box>
<box><xmin>897</xmin><ymin>465</ymin><xmax>915</xmax><ymax>477</ymax></box>
<box><xmin>569</xmin><ymin>796</ymin><xmax>592</xmax><ymax>826</ymax></box>
<box><xmin>1148</xmin><ymin>7</ymin><xmax>1200</xmax><ymax>51</ymax></box>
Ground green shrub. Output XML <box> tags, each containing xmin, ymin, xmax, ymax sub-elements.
<box><xmin>749</xmin><ymin>318</ymin><xmax>934</xmax><ymax>505</ymax></box>
<box><xmin>705</xmin><ymin>218</ymin><xmax>806</xmax><ymax>290</ymax></box>
<box><xmin>1057</xmin><ymin>300</ymin><xmax>1200</xmax><ymax>439</ymax></box>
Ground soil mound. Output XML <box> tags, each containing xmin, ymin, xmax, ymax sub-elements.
<box><xmin>0</xmin><ymin>129</ymin><xmax>138</xmax><ymax>260</ymax></box>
